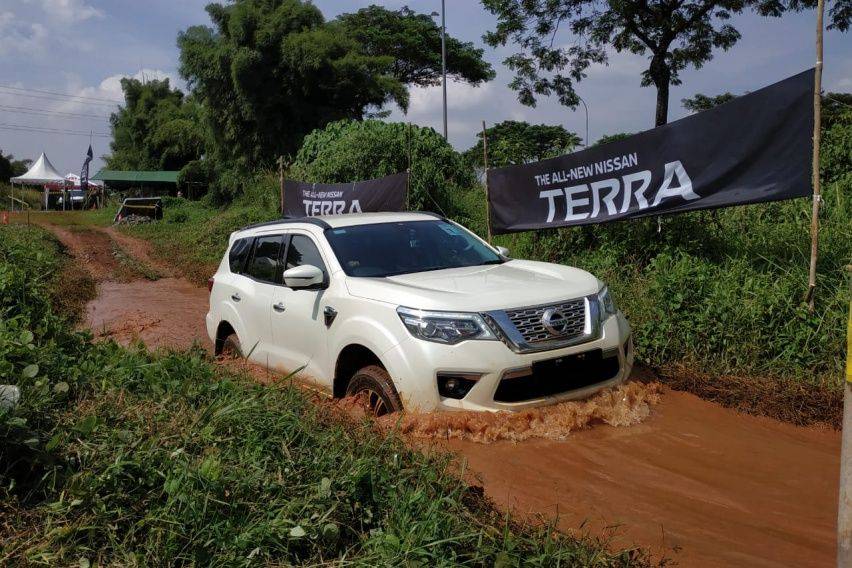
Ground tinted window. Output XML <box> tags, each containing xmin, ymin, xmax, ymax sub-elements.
<box><xmin>325</xmin><ymin>220</ymin><xmax>503</xmax><ymax>277</ymax></box>
<box><xmin>247</xmin><ymin>236</ymin><xmax>282</xmax><ymax>283</ymax></box>
<box><xmin>228</xmin><ymin>237</ymin><xmax>253</xmax><ymax>273</ymax></box>
<box><xmin>286</xmin><ymin>235</ymin><xmax>327</xmax><ymax>275</ymax></box>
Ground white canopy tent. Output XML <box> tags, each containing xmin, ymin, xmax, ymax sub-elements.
<box><xmin>7</xmin><ymin>153</ymin><xmax>64</xmax><ymax>212</ymax></box>
<box><xmin>10</xmin><ymin>152</ymin><xmax>64</xmax><ymax>185</ymax></box>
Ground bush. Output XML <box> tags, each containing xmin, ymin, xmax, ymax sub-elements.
<box><xmin>291</xmin><ymin>119</ymin><xmax>476</xmax><ymax>216</ymax></box>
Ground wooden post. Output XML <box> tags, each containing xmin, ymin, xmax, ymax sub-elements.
<box><xmin>481</xmin><ymin>120</ymin><xmax>493</xmax><ymax>244</ymax></box>
<box><xmin>840</xmin><ymin>264</ymin><xmax>852</xmax><ymax>567</ymax></box>
<box><xmin>805</xmin><ymin>0</ymin><xmax>825</xmax><ymax>311</ymax></box>
<box><xmin>278</xmin><ymin>156</ymin><xmax>285</xmax><ymax>216</ymax></box>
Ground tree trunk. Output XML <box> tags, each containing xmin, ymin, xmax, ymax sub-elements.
<box><xmin>649</xmin><ymin>53</ymin><xmax>671</xmax><ymax>127</ymax></box>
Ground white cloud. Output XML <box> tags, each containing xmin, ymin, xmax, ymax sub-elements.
<box><xmin>40</xmin><ymin>0</ymin><xmax>103</xmax><ymax>23</ymax></box>
<box><xmin>0</xmin><ymin>11</ymin><xmax>49</xmax><ymax>56</ymax></box>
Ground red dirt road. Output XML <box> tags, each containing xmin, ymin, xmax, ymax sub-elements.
<box><xmin>42</xmin><ymin>218</ymin><xmax>841</xmax><ymax>567</ymax></box>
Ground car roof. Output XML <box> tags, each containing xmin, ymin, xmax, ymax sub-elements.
<box><xmin>238</xmin><ymin>211</ymin><xmax>443</xmax><ymax>235</ymax></box>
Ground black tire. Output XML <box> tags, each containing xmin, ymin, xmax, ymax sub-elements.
<box><xmin>219</xmin><ymin>333</ymin><xmax>242</xmax><ymax>359</ymax></box>
<box><xmin>345</xmin><ymin>365</ymin><xmax>403</xmax><ymax>417</ymax></box>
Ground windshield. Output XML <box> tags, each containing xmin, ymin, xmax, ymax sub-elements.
<box><xmin>325</xmin><ymin>220</ymin><xmax>504</xmax><ymax>277</ymax></box>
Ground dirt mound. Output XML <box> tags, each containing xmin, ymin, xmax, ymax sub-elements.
<box><xmin>367</xmin><ymin>381</ymin><xmax>662</xmax><ymax>444</ymax></box>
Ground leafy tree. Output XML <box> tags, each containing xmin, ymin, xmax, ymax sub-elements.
<box><xmin>481</xmin><ymin>0</ymin><xmax>798</xmax><ymax>127</ymax></box>
<box><xmin>593</xmin><ymin>133</ymin><xmax>635</xmax><ymax>147</ymax></box>
<box><xmin>335</xmin><ymin>6</ymin><xmax>494</xmax><ymax>87</ymax></box>
<box><xmin>106</xmin><ymin>78</ymin><xmax>205</xmax><ymax>171</ymax></box>
<box><xmin>178</xmin><ymin>0</ymin><xmax>493</xmax><ymax>171</ymax></box>
<box><xmin>0</xmin><ymin>151</ymin><xmax>31</xmax><ymax>182</ymax></box>
<box><xmin>823</xmin><ymin>92</ymin><xmax>852</xmax><ymax>130</ymax></box>
<box><xmin>290</xmin><ymin>119</ymin><xmax>475</xmax><ymax>215</ymax></box>
<box><xmin>682</xmin><ymin>92</ymin><xmax>736</xmax><ymax>113</ymax></box>
<box><xmin>464</xmin><ymin>121</ymin><xmax>581</xmax><ymax>168</ymax></box>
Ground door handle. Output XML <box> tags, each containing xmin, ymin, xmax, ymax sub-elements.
<box><xmin>272</xmin><ymin>302</ymin><xmax>286</xmax><ymax>312</ymax></box>
<box><xmin>231</xmin><ymin>293</ymin><xmax>241</xmax><ymax>302</ymax></box>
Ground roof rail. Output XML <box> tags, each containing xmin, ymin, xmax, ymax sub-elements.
<box><xmin>240</xmin><ymin>217</ymin><xmax>331</xmax><ymax>231</ymax></box>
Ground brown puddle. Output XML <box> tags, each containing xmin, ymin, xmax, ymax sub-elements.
<box><xmin>85</xmin><ymin>278</ymin><xmax>210</xmax><ymax>351</ymax></box>
<box><xmin>377</xmin><ymin>381</ymin><xmax>662</xmax><ymax>443</ymax></box>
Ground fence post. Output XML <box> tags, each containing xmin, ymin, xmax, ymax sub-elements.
<box><xmin>481</xmin><ymin>120</ymin><xmax>493</xmax><ymax>244</ymax></box>
<box><xmin>806</xmin><ymin>0</ymin><xmax>825</xmax><ymax>311</ymax></box>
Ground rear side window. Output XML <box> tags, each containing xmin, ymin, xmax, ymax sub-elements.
<box><xmin>285</xmin><ymin>235</ymin><xmax>327</xmax><ymax>276</ymax></box>
<box><xmin>247</xmin><ymin>235</ymin><xmax>283</xmax><ymax>283</ymax></box>
<box><xmin>228</xmin><ymin>237</ymin><xmax>253</xmax><ymax>273</ymax></box>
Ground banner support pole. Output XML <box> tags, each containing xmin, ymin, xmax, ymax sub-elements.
<box><xmin>406</xmin><ymin>122</ymin><xmax>412</xmax><ymax>211</ymax></box>
<box><xmin>278</xmin><ymin>156</ymin><xmax>285</xmax><ymax>216</ymax></box>
<box><xmin>806</xmin><ymin>0</ymin><xmax>825</xmax><ymax>312</ymax></box>
<box><xmin>482</xmin><ymin>120</ymin><xmax>491</xmax><ymax>245</ymax></box>
<box><xmin>482</xmin><ymin>120</ymin><xmax>493</xmax><ymax>244</ymax></box>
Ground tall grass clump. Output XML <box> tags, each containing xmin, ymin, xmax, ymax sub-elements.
<box><xmin>0</xmin><ymin>225</ymin><xmax>645</xmax><ymax>566</ymax></box>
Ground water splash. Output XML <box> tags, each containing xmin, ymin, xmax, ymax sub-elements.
<box><xmin>370</xmin><ymin>381</ymin><xmax>662</xmax><ymax>444</ymax></box>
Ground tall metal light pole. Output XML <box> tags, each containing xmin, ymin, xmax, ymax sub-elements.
<box><xmin>440</xmin><ymin>0</ymin><xmax>448</xmax><ymax>140</ymax></box>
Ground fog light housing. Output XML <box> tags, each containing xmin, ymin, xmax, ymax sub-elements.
<box><xmin>437</xmin><ymin>373</ymin><xmax>479</xmax><ymax>399</ymax></box>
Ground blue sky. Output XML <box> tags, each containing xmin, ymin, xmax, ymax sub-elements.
<box><xmin>1</xmin><ymin>0</ymin><xmax>849</xmax><ymax>175</ymax></box>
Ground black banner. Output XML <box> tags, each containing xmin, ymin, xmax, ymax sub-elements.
<box><xmin>488</xmin><ymin>69</ymin><xmax>814</xmax><ymax>235</ymax></box>
<box><xmin>283</xmin><ymin>172</ymin><xmax>408</xmax><ymax>217</ymax></box>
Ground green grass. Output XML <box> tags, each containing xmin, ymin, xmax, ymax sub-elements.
<box><xmin>0</xmin><ymin>224</ymin><xmax>644</xmax><ymax>566</ymax></box>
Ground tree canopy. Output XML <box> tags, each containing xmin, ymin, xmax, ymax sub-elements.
<box><xmin>177</xmin><ymin>1</ymin><xmax>493</xmax><ymax>171</ymax></box>
<box><xmin>106</xmin><ymin>78</ymin><xmax>205</xmax><ymax>172</ymax></box>
<box><xmin>480</xmin><ymin>0</ymin><xmax>843</xmax><ymax>127</ymax></box>
<box><xmin>335</xmin><ymin>6</ymin><xmax>494</xmax><ymax>88</ymax></box>
<box><xmin>291</xmin><ymin>120</ymin><xmax>474</xmax><ymax>216</ymax></box>
<box><xmin>464</xmin><ymin>121</ymin><xmax>581</xmax><ymax>168</ymax></box>
<box><xmin>0</xmin><ymin>150</ymin><xmax>31</xmax><ymax>183</ymax></box>
<box><xmin>682</xmin><ymin>92</ymin><xmax>737</xmax><ymax>113</ymax></box>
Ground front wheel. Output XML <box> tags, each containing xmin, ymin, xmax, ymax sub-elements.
<box><xmin>345</xmin><ymin>365</ymin><xmax>403</xmax><ymax>417</ymax></box>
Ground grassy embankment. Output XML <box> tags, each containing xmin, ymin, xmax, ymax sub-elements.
<box><xmin>105</xmin><ymin>170</ymin><xmax>850</xmax><ymax>426</ymax></box>
<box><xmin>0</xmin><ymin>224</ymin><xmax>644</xmax><ymax>565</ymax></box>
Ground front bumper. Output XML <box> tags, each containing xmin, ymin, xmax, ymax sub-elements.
<box><xmin>381</xmin><ymin>311</ymin><xmax>633</xmax><ymax>412</ymax></box>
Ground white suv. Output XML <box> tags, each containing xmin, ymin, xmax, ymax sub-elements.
<box><xmin>206</xmin><ymin>212</ymin><xmax>633</xmax><ymax>415</ymax></box>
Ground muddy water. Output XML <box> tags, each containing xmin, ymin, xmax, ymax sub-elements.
<box><xmin>450</xmin><ymin>389</ymin><xmax>839</xmax><ymax>567</ymax></box>
<box><xmin>41</xmin><ymin>219</ymin><xmax>842</xmax><ymax>567</ymax></box>
<box><xmin>381</xmin><ymin>381</ymin><xmax>662</xmax><ymax>443</ymax></box>
<box><xmin>86</xmin><ymin>278</ymin><xmax>210</xmax><ymax>350</ymax></box>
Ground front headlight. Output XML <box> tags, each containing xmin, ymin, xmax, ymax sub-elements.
<box><xmin>598</xmin><ymin>285</ymin><xmax>617</xmax><ymax>317</ymax></box>
<box><xmin>397</xmin><ymin>307</ymin><xmax>497</xmax><ymax>345</ymax></box>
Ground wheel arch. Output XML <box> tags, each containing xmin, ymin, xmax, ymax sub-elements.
<box><xmin>333</xmin><ymin>343</ymin><xmax>385</xmax><ymax>398</ymax></box>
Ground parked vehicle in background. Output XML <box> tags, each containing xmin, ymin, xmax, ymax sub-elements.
<box><xmin>206</xmin><ymin>212</ymin><xmax>633</xmax><ymax>415</ymax></box>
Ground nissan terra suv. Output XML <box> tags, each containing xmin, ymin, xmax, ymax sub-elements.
<box><xmin>206</xmin><ymin>212</ymin><xmax>633</xmax><ymax>415</ymax></box>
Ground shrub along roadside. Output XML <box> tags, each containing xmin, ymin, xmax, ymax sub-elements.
<box><xmin>0</xmin><ymin>225</ymin><xmax>647</xmax><ymax>565</ymax></box>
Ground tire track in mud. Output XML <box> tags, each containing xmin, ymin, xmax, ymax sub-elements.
<box><xmin>40</xmin><ymin>217</ymin><xmax>841</xmax><ymax>567</ymax></box>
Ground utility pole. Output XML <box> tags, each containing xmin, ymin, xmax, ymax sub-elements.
<box><xmin>278</xmin><ymin>156</ymin><xmax>285</xmax><ymax>216</ymax></box>
<box><xmin>441</xmin><ymin>0</ymin><xmax>447</xmax><ymax>140</ymax></box>
<box><xmin>577</xmin><ymin>95</ymin><xmax>590</xmax><ymax>148</ymax></box>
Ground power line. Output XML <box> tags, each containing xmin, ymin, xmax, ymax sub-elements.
<box><xmin>0</xmin><ymin>87</ymin><xmax>121</xmax><ymax>108</ymax></box>
<box><xmin>0</xmin><ymin>105</ymin><xmax>111</xmax><ymax>121</ymax></box>
<box><xmin>0</xmin><ymin>123</ymin><xmax>111</xmax><ymax>138</ymax></box>
<box><xmin>0</xmin><ymin>84</ymin><xmax>123</xmax><ymax>104</ymax></box>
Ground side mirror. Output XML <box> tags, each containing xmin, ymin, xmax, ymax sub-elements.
<box><xmin>282</xmin><ymin>264</ymin><xmax>325</xmax><ymax>289</ymax></box>
<box><xmin>495</xmin><ymin>246</ymin><xmax>510</xmax><ymax>257</ymax></box>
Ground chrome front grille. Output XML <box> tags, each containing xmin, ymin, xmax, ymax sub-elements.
<box><xmin>484</xmin><ymin>296</ymin><xmax>599</xmax><ymax>354</ymax></box>
<box><xmin>505</xmin><ymin>298</ymin><xmax>586</xmax><ymax>344</ymax></box>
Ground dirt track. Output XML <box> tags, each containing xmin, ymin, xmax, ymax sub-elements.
<box><xmin>42</xmin><ymin>218</ymin><xmax>840</xmax><ymax>567</ymax></box>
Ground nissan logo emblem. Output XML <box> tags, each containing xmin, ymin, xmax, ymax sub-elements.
<box><xmin>541</xmin><ymin>308</ymin><xmax>569</xmax><ymax>336</ymax></box>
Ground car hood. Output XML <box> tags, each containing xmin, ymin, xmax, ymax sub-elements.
<box><xmin>343</xmin><ymin>259</ymin><xmax>601</xmax><ymax>312</ymax></box>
